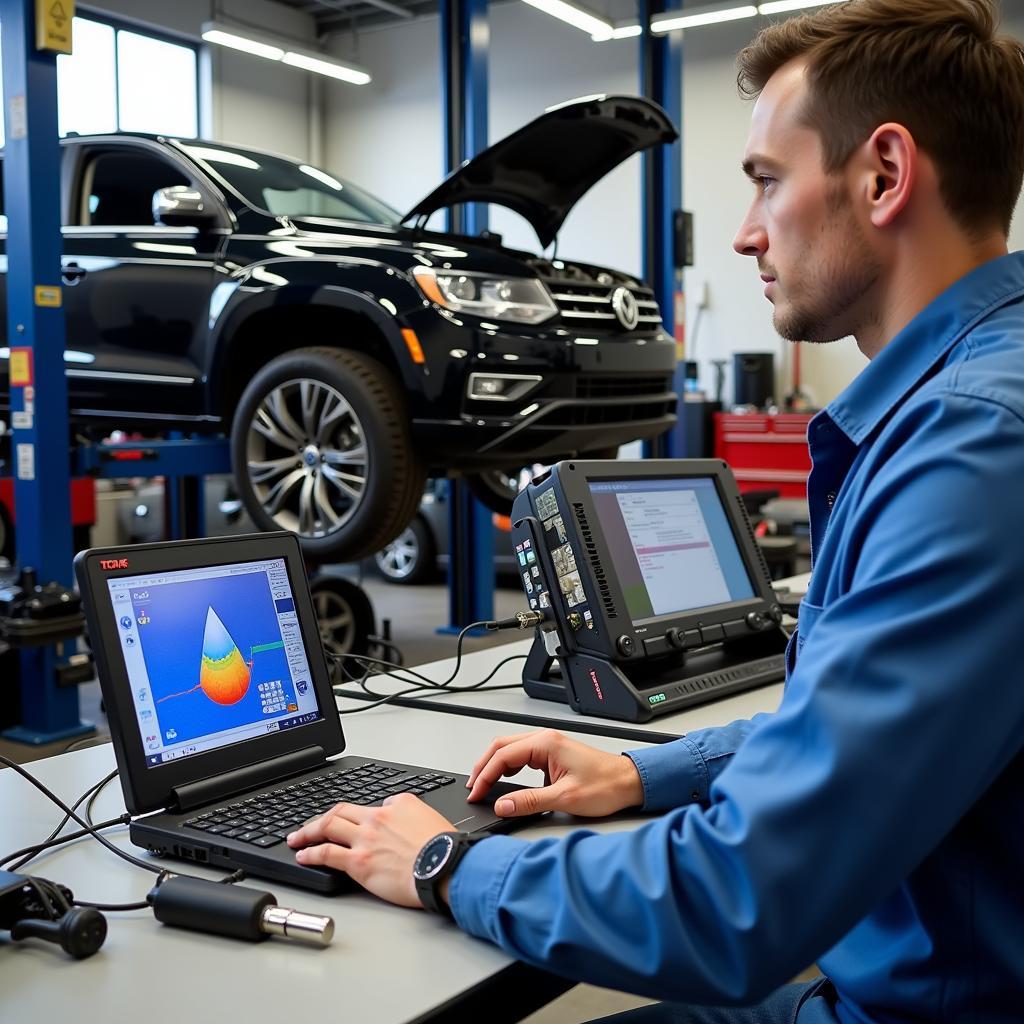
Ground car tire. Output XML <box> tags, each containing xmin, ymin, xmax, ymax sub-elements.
<box><xmin>464</xmin><ymin>468</ymin><xmax>526</xmax><ymax>516</ymax></box>
<box><xmin>310</xmin><ymin>574</ymin><xmax>374</xmax><ymax>671</ymax></box>
<box><xmin>374</xmin><ymin>516</ymin><xmax>437</xmax><ymax>585</ymax></box>
<box><xmin>231</xmin><ymin>347</ymin><xmax>427</xmax><ymax>562</ymax></box>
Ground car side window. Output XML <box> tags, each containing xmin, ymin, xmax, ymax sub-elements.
<box><xmin>80</xmin><ymin>149</ymin><xmax>189</xmax><ymax>227</ymax></box>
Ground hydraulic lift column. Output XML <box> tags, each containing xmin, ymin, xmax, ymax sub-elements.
<box><xmin>0</xmin><ymin>0</ymin><xmax>93</xmax><ymax>744</ymax></box>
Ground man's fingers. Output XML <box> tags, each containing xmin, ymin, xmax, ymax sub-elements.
<box><xmin>467</xmin><ymin>734</ymin><xmax>522</xmax><ymax>788</ymax></box>
<box><xmin>466</xmin><ymin>738</ymin><xmax>545</xmax><ymax>802</ymax></box>
<box><xmin>286</xmin><ymin>802</ymin><xmax>369</xmax><ymax>847</ymax></box>
<box><xmin>493</xmin><ymin>781</ymin><xmax>565</xmax><ymax>818</ymax></box>
<box><xmin>294</xmin><ymin>842</ymin><xmax>352</xmax><ymax>872</ymax></box>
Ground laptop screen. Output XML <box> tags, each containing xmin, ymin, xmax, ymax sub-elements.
<box><xmin>587</xmin><ymin>477</ymin><xmax>755</xmax><ymax>623</ymax></box>
<box><xmin>105</xmin><ymin>556</ymin><xmax>323</xmax><ymax>768</ymax></box>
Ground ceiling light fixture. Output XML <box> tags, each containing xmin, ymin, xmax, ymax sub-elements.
<box><xmin>758</xmin><ymin>0</ymin><xmax>845</xmax><ymax>12</ymax></box>
<box><xmin>200</xmin><ymin>29</ymin><xmax>284</xmax><ymax>61</ymax></box>
<box><xmin>592</xmin><ymin>23</ymin><xmax>643</xmax><ymax>40</ymax></box>
<box><xmin>520</xmin><ymin>0</ymin><xmax>615</xmax><ymax>39</ymax></box>
<box><xmin>651</xmin><ymin>4</ymin><xmax>758</xmax><ymax>32</ymax></box>
<box><xmin>201</xmin><ymin>22</ymin><xmax>371</xmax><ymax>86</ymax></box>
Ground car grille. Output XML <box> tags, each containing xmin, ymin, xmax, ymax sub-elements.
<box><xmin>540</xmin><ymin>280</ymin><xmax>664</xmax><ymax>330</ymax></box>
<box><xmin>573</xmin><ymin>375</ymin><xmax>670</xmax><ymax>399</ymax></box>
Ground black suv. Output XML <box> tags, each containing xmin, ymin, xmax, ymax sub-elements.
<box><xmin>0</xmin><ymin>95</ymin><xmax>678</xmax><ymax>560</ymax></box>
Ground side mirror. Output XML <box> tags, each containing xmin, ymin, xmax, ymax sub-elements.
<box><xmin>152</xmin><ymin>186</ymin><xmax>217</xmax><ymax>228</ymax></box>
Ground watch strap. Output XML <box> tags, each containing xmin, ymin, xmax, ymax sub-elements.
<box><xmin>416</xmin><ymin>832</ymin><xmax>484</xmax><ymax>918</ymax></box>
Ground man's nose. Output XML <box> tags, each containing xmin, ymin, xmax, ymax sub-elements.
<box><xmin>733</xmin><ymin>208</ymin><xmax>767</xmax><ymax>258</ymax></box>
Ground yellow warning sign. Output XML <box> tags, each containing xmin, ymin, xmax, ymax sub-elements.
<box><xmin>34</xmin><ymin>284</ymin><xmax>62</xmax><ymax>308</ymax></box>
<box><xmin>36</xmin><ymin>0</ymin><xmax>74</xmax><ymax>54</ymax></box>
<box><xmin>10</xmin><ymin>348</ymin><xmax>33</xmax><ymax>388</ymax></box>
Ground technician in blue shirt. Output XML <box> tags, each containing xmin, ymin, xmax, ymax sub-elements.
<box><xmin>288</xmin><ymin>0</ymin><xmax>1024</xmax><ymax>1019</ymax></box>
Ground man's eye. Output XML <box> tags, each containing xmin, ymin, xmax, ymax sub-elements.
<box><xmin>759</xmin><ymin>176</ymin><xmax>775</xmax><ymax>190</ymax></box>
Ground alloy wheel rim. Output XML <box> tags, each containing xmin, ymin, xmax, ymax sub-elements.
<box><xmin>246</xmin><ymin>377</ymin><xmax>368</xmax><ymax>538</ymax></box>
<box><xmin>375</xmin><ymin>527</ymin><xmax>420</xmax><ymax>579</ymax></box>
<box><xmin>313</xmin><ymin>589</ymin><xmax>356</xmax><ymax>655</ymax></box>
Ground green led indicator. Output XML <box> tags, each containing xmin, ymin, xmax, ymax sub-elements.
<box><xmin>649</xmin><ymin>693</ymin><xmax>666</xmax><ymax>705</ymax></box>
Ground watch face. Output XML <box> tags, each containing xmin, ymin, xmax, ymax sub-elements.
<box><xmin>414</xmin><ymin>833</ymin><xmax>455</xmax><ymax>881</ymax></box>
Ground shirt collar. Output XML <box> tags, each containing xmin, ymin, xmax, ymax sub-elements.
<box><xmin>825</xmin><ymin>251</ymin><xmax>1024</xmax><ymax>445</ymax></box>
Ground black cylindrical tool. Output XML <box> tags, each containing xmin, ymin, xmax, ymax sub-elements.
<box><xmin>148</xmin><ymin>875</ymin><xmax>333</xmax><ymax>946</ymax></box>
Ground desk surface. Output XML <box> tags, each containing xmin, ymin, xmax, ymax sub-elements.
<box><xmin>1</xmin><ymin>705</ymin><xmax>653</xmax><ymax>1024</ymax></box>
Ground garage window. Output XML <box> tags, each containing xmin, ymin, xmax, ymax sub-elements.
<box><xmin>0</xmin><ymin>16</ymin><xmax>198</xmax><ymax>145</ymax></box>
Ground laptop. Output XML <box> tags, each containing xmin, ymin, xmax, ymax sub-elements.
<box><xmin>75</xmin><ymin>531</ymin><xmax>530</xmax><ymax>894</ymax></box>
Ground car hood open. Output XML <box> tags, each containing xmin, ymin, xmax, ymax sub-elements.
<box><xmin>403</xmin><ymin>95</ymin><xmax>678</xmax><ymax>249</ymax></box>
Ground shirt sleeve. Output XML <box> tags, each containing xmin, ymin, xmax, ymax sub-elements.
<box><xmin>625</xmin><ymin>715</ymin><xmax>769</xmax><ymax>810</ymax></box>
<box><xmin>448</xmin><ymin>390</ymin><xmax>1024</xmax><ymax>1005</ymax></box>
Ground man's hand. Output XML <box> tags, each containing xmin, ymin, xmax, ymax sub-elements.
<box><xmin>287</xmin><ymin>794</ymin><xmax>456</xmax><ymax>908</ymax></box>
<box><xmin>466</xmin><ymin>729</ymin><xmax>644</xmax><ymax>818</ymax></box>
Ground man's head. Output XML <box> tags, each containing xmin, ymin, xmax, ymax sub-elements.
<box><xmin>732</xmin><ymin>0</ymin><xmax>1024</xmax><ymax>349</ymax></box>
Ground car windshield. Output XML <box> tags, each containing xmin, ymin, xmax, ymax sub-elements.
<box><xmin>178</xmin><ymin>141</ymin><xmax>401</xmax><ymax>225</ymax></box>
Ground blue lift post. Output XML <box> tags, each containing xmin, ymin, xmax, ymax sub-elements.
<box><xmin>640</xmin><ymin>1</ymin><xmax>685</xmax><ymax>459</ymax></box>
<box><xmin>1</xmin><ymin>0</ymin><xmax>93</xmax><ymax>744</ymax></box>
<box><xmin>439</xmin><ymin>0</ymin><xmax>496</xmax><ymax>632</ymax></box>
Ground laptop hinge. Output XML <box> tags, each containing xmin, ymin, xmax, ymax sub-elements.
<box><xmin>170</xmin><ymin>746</ymin><xmax>326</xmax><ymax>814</ymax></box>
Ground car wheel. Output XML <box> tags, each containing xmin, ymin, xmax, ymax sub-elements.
<box><xmin>309</xmin><ymin>575</ymin><xmax>374</xmax><ymax>671</ymax></box>
<box><xmin>231</xmin><ymin>347</ymin><xmax>427</xmax><ymax>562</ymax></box>
<box><xmin>374</xmin><ymin>516</ymin><xmax>437</xmax><ymax>585</ymax></box>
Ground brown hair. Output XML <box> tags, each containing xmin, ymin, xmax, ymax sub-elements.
<box><xmin>736</xmin><ymin>0</ymin><xmax>1024</xmax><ymax>236</ymax></box>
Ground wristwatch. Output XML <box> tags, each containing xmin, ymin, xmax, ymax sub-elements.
<box><xmin>413</xmin><ymin>831</ymin><xmax>485</xmax><ymax>918</ymax></box>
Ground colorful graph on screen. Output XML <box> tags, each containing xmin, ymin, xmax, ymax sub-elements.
<box><xmin>199</xmin><ymin>607</ymin><xmax>252</xmax><ymax>705</ymax></box>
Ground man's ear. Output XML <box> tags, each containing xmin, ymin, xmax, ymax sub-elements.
<box><xmin>860</xmin><ymin>123</ymin><xmax>917</xmax><ymax>228</ymax></box>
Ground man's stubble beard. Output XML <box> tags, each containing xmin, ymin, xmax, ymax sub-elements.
<box><xmin>772</xmin><ymin>183</ymin><xmax>882</xmax><ymax>344</ymax></box>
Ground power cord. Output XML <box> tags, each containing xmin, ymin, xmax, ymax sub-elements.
<box><xmin>329</xmin><ymin>612</ymin><xmax>540</xmax><ymax>714</ymax></box>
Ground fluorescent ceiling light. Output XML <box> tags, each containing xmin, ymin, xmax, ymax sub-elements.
<box><xmin>759</xmin><ymin>0</ymin><xmax>843</xmax><ymax>11</ymax></box>
<box><xmin>592</xmin><ymin>23</ymin><xmax>642</xmax><ymax>40</ymax></box>
<box><xmin>652</xmin><ymin>4</ymin><xmax>758</xmax><ymax>32</ymax></box>
<box><xmin>521</xmin><ymin>0</ymin><xmax>614</xmax><ymax>39</ymax></box>
<box><xmin>201</xmin><ymin>22</ymin><xmax>371</xmax><ymax>86</ymax></box>
<box><xmin>282</xmin><ymin>51</ymin><xmax>371</xmax><ymax>85</ymax></box>
<box><xmin>201</xmin><ymin>29</ymin><xmax>284</xmax><ymax>60</ymax></box>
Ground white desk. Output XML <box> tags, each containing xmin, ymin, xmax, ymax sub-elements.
<box><xmin>1</xmin><ymin>706</ymin><xmax>656</xmax><ymax>1024</ymax></box>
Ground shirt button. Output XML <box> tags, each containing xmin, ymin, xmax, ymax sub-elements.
<box><xmin>691</xmin><ymin>791</ymin><xmax>700</xmax><ymax>801</ymax></box>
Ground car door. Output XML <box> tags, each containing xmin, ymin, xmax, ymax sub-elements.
<box><xmin>60</xmin><ymin>138</ymin><xmax>227</xmax><ymax>424</ymax></box>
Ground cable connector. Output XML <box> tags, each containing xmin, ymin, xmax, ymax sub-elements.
<box><xmin>486</xmin><ymin>610</ymin><xmax>544</xmax><ymax>631</ymax></box>
<box><xmin>148</xmin><ymin>874</ymin><xmax>333</xmax><ymax>947</ymax></box>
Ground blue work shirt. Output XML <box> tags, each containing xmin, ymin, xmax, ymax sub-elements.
<box><xmin>448</xmin><ymin>251</ymin><xmax>1024</xmax><ymax>1023</ymax></box>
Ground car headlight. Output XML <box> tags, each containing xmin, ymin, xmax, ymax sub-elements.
<box><xmin>412</xmin><ymin>267</ymin><xmax>556</xmax><ymax>325</ymax></box>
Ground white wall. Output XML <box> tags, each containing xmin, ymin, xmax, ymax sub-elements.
<box><xmin>82</xmin><ymin>0</ymin><xmax>320</xmax><ymax>160</ymax></box>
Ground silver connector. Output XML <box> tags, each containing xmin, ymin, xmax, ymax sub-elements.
<box><xmin>260</xmin><ymin>905</ymin><xmax>335</xmax><ymax>947</ymax></box>
<box><xmin>515</xmin><ymin>610</ymin><xmax>544</xmax><ymax>629</ymax></box>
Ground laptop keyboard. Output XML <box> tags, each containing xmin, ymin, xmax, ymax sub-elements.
<box><xmin>182</xmin><ymin>762</ymin><xmax>457</xmax><ymax>848</ymax></box>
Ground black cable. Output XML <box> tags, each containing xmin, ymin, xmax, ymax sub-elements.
<box><xmin>5</xmin><ymin>769</ymin><xmax>119</xmax><ymax>872</ymax></box>
<box><xmin>0</xmin><ymin>813</ymin><xmax>131</xmax><ymax>871</ymax></box>
<box><xmin>332</xmin><ymin>652</ymin><xmax>529</xmax><ymax>715</ymax></box>
<box><xmin>0</xmin><ymin>754</ymin><xmax>163</xmax><ymax>876</ymax></box>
